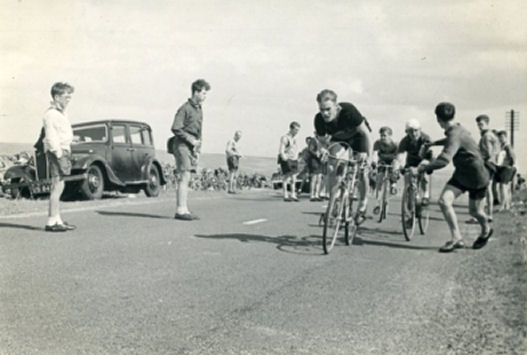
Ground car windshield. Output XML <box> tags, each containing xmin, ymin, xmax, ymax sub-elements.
<box><xmin>72</xmin><ymin>124</ymin><xmax>108</xmax><ymax>143</ymax></box>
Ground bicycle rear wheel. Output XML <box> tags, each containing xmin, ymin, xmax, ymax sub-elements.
<box><xmin>418</xmin><ymin>178</ymin><xmax>431</xmax><ymax>235</ymax></box>
<box><xmin>323</xmin><ymin>190</ymin><xmax>346</xmax><ymax>254</ymax></box>
<box><xmin>401</xmin><ymin>187</ymin><xmax>416</xmax><ymax>241</ymax></box>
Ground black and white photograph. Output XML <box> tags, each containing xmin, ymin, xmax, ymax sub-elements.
<box><xmin>1</xmin><ymin>0</ymin><xmax>526</xmax><ymax>353</ymax></box>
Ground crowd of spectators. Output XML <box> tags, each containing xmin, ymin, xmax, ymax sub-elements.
<box><xmin>163</xmin><ymin>164</ymin><xmax>269</xmax><ymax>192</ymax></box>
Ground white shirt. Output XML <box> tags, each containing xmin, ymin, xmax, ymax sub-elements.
<box><xmin>226</xmin><ymin>139</ymin><xmax>241</xmax><ymax>158</ymax></box>
<box><xmin>279</xmin><ymin>133</ymin><xmax>298</xmax><ymax>160</ymax></box>
<box><xmin>43</xmin><ymin>103</ymin><xmax>73</xmax><ymax>156</ymax></box>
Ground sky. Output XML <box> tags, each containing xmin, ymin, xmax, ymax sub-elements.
<box><xmin>1</xmin><ymin>0</ymin><xmax>526</xmax><ymax>169</ymax></box>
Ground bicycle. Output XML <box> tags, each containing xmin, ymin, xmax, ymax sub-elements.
<box><xmin>372</xmin><ymin>163</ymin><xmax>397</xmax><ymax>223</ymax></box>
<box><xmin>321</xmin><ymin>143</ymin><xmax>367</xmax><ymax>254</ymax></box>
<box><xmin>400</xmin><ymin>167</ymin><xmax>431</xmax><ymax>241</ymax></box>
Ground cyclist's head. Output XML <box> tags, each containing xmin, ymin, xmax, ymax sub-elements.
<box><xmin>317</xmin><ymin>89</ymin><xmax>339</xmax><ymax>122</ymax></box>
<box><xmin>405</xmin><ymin>119</ymin><xmax>421</xmax><ymax>140</ymax></box>
<box><xmin>289</xmin><ymin>121</ymin><xmax>301</xmax><ymax>136</ymax></box>
<box><xmin>379</xmin><ymin>126</ymin><xmax>393</xmax><ymax>141</ymax></box>
<box><xmin>234</xmin><ymin>130</ymin><xmax>242</xmax><ymax>140</ymax></box>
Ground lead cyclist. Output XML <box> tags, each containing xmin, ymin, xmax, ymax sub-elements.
<box><xmin>313</xmin><ymin>89</ymin><xmax>372</xmax><ymax>223</ymax></box>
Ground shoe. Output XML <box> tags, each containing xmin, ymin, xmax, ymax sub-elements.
<box><xmin>45</xmin><ymin>223</ymin><xmax>68</xmax><ymax>232</ymax></box>
<box><xmin>291</xmin><ymin>196</ymin><xmax>300</xmax><ymax>202</ymax></box>
<box><xmin>465</xmin><ymin>217</ymin><xmax>479</xmax><ymax>224</ymax></box>
<box><xmin>439</xmin><ymin>239</ymin><xmax>465</xmax><ymax>253</ymax></box>
<box><xmin>421</xmin><ymin>197</ymin><xmax>430</xmax><ymax>207</ymax></box>
<box><xmin>373</xmin><ymin>205</ymin><xmax>381</xmax><ymax>215</ymax></box>
<box><xmin>62</xmin><ymin>221</ymin><xmax>77</xmax><ymax>230</ymax></box>
<box><xmin>283</xmin><ymin>197</ymin><xmax>291</xmax><ymax>202</ymax></box>
<box><xmin>488</xmin><ymin>217</ymin><xmax>493</xmax><ymax>223</ymax></box>
<box><xmin>310</xmin><ymin>197</ymin><xmax>319</xmax><ymax>202</ymax></box>
<box><xmin>472</xmin><ymin>228</ymin><xmax>493</xmax><ymax>249</ymax></box>
<box><xmin>174</xmin><ymin>213</ymin><xmax>200</xmax><ymax>221</ymax></box>
<box><xmin>355</xmin><ymin>210</ymin><xmax>367</xmax><ymax>225</ymax></box>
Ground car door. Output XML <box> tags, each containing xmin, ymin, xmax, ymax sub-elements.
<box><xmin>110</xmin><ymin>123</ymin><xmax>134</xmax><ymax>182</ymax></box>
<box><xmin>128</xmin><ymin>123</ymin><xmax>153</xmax><ymax>182</ymax></box>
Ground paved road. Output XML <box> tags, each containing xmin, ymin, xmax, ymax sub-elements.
<box><xmin>0</xmin><ymin>182</ymin><xmax>505</xmax><ymax>354</ymax></box>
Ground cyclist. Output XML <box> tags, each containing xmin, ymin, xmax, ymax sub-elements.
<box><xmin>371</xmin><ymin>126</ymin><xmax>399</xmax><ymax>213</ymax></box>
<box><xmin>314</xmin><ymin>89</ymin><xmax>372</xmax><ymax>221</ymax></box>
<box><xmin>395</xmin><ymin>118</ymin><xmax>433</xmax><ymax>206</ymax></box>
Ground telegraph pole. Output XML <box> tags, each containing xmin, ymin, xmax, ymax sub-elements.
<box><xmin>505</xmin><ymin>110</ymin><xmax>519</xmax><ymax>147</ymax></box>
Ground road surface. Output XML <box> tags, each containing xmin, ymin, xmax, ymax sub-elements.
<box><xmin>1</xmin><ymin>181</ymin><xmax>525</xmax><ymax>354</ymax></box>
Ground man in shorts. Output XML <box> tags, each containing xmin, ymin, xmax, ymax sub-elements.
<box><xmin>43</xmin><ymin>82</ymin><xmax>76</xmax><ymax>232</ymax></box>
<box><xmin>170</xmin><ymin>79</ymin><xmax>211</xmax><ymax>220</ymax></box>
<box><xmin>419</xmin><ymin>102</ymin><xmax>491</xmax><ymax>252</ymax></box>
<box><xmin>279</xmin><ymin>121</ymin><xmax>301</xmax><ymax>201</ymax></box>
<box><xmin>225</xmin><ymin>130</ymin><xmax>242</xmax><ymax>194</ymax></box>
<box><xmin>395</xmin><ymin>119</ymin><xmax>433</xmax><ymax>205</ymax></box>
<box><xmin>474</xmin><ymin>114</ymin><xmax>500</xmax><ymax>222</ymax></box>
<box><xmin>314</xmin><ymin>89</ymin><xmax>371</xmax><ymax>218</ymax></box>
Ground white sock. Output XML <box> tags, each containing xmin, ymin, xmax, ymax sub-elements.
<box><xmin>47</xmin><ymin>216</ymin><xmax>58</xmax><ymax>226</ymax></box>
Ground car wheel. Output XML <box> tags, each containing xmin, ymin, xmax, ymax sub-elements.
<box><xmin>9</xmin><ymin>177</ymin><xmax>33</xmax><ymax>199</ymax></box>
<box><xmin>80</xmin><ymin>165</ymin><xmax>104</xmax><ymax>200</ymax></box>
<box><xmin>144</xmin><ymin>165</ymin><xmax>160</xmax><ymax>197</ymax></box>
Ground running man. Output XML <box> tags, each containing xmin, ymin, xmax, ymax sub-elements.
<box><xmin>314</xmin><ymin>89</ymin><xmax>372</xmax><ymax>219</ymax></box>
<box><xmin>419</xmin><ymin>102</ymin><xmax>491</xmax><ymax>252</ymax></box>
<box><xmin>226</xmin><ymin>130</ymin><xmax>242</xmax><ymax>194</ymax></box>
<box><xmin>395</xmin><ymin>119</ymin><xmax>433</xmax><ymax>206</ymax></box>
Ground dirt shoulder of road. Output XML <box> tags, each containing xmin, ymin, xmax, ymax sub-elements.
<box><xmin>432</xmin><ymin>193</ymin><xmax>527</xmax><ymax>354</ymax></box>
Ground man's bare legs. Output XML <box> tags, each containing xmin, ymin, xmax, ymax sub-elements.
<box><xmin>437</xmin><ymin>184</ymin><xmax>464</xmax><ymax>243</ymax></box>
<box><xmin>48</xmin><ymin>176</ymin><xmax>64</xmax><ymax>226</ymax></box>
<box><xmin>176</xmin><ymin>171</ymin><xmax>191</xmax><ymax>214</ymax></box>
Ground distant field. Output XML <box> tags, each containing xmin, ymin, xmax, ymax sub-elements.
<box><xmin>0</xmin><ymin>142</ymin><xmax>278</xmax><ymax>177</ymax></box>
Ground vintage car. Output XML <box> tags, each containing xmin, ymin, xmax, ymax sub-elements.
<box><xmin>3</xmin><ymin>120</ymin><xmax>166</xmax><ymax>200</ymax></box>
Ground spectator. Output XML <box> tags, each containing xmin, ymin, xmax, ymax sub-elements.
<box><xmin>473</xmin><ymin>114</ymin><xmax>500</xmax><ymax>223</ymax></box>
<box><xmin>43</xmin><ymin>82</ymin><xmax>76</xmax><ymax>232</ymax></box>
<box><xmin>496</xmin><ymin>130</ymin><xmax>516</xmax><ymax>211</ymax></box>
<box><xmin>226</xmin><ymin>130</ymin><xmax>242</xmax><ymax>194</ymax></box>
<box><xmin>279</xmin><ymin>121</ymin><xmax>301</xmax><ymax>202</ymax></box>
<box><xmin>170</xmin><ymin>79</ymin><xmax>211</xmax><ymax>221</ymax></box>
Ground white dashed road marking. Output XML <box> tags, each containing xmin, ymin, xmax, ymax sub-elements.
<box><xmin>242</xmin><ymin>218</ymin><xmax>268</xmax><ymax>225</ymax></box>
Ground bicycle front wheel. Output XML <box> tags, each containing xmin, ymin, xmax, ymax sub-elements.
<box><xmin>401</xmin><ymin>187</ymin><xmax>416</xmax><ymax>241</ymax></box>
<box><xmin>323</xmin><ymin>190</ymin><xmax>346</xmax><ymax>254</ymax></box>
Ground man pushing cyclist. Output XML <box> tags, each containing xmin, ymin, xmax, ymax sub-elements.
<box><xmin>314</xmin><ymin>89</ymin><xmax>372</xmax><ymax>222</ymax></box>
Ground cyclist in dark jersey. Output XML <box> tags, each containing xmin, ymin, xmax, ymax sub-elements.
<box><xmin>314</xmin><ymin>89</ymin><xmax>372</xmax><ymax>217</ymax></box>
<box><xmin>396</xmin><ymin>119</ymin><xmax>433</xmax><ymax>205</ymax></box>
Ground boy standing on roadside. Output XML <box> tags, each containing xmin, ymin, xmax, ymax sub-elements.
<box><xmin>170</xmin><ymin>79</ymin><xmax>211</xmax><ymax>221</ymax></box>
<box><xmin>279</xmin><ymin>122</ymin><xmax>301</xmax><ymax>202</ymax></box>
<box><xmin>43</xmin><ymin>82</ymin><xmax>76</xmax><ymax>232</ymax></box>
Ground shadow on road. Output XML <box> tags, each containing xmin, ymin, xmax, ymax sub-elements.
<box><xmin>354</xmin><ymin>236</ymin><xmax>438</xmax><ymax>250</ymax></box>
<box><xmin>96</xmin><ymin>210</ymin><xmax>172</xmax><ymax>219</ymax></box>
<box><xmin>0</xmin><ymin>222</ymin><xmax>44</xmax><ymax>231</ymax></box>
<box><xmin>194</xmin><ymin>233</ymin><xmax>325</xmax><ymax>256</ymax></box>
